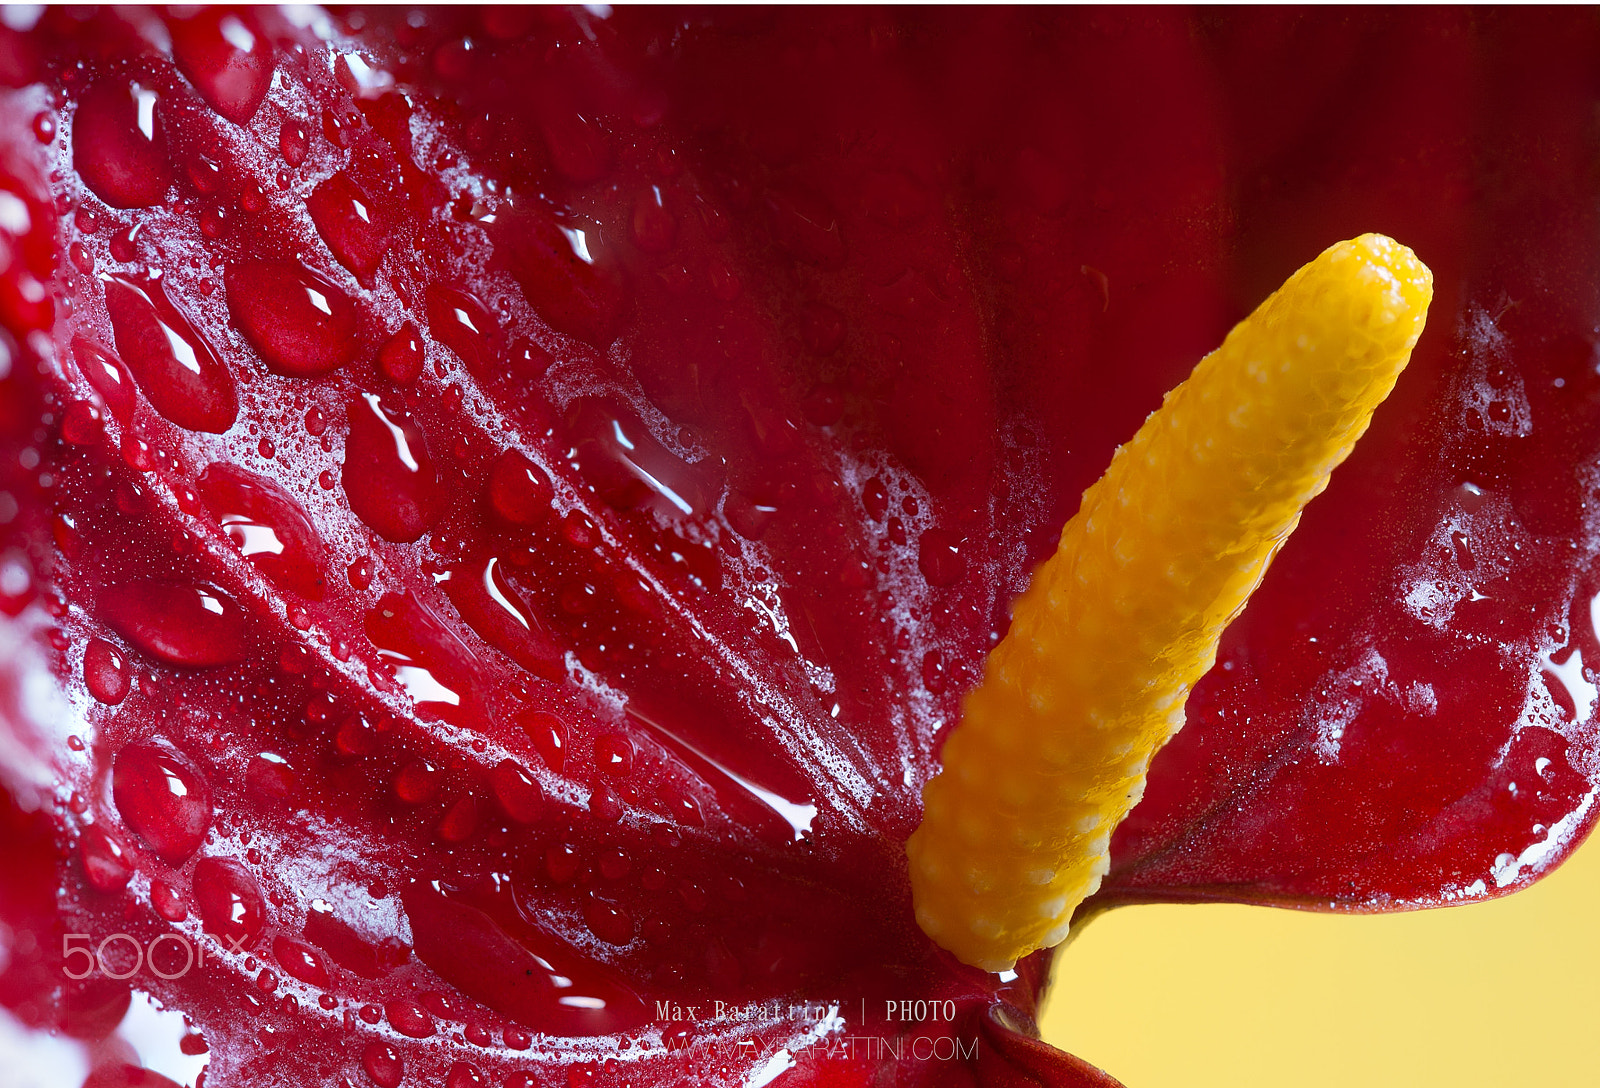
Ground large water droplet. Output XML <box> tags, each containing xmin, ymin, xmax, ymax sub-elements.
<box><xmin>519</xmin><ymin>710</ymin><xmax>567</xmax><ymax>771</ymax></box>
<box><xmin>403</xmin><ymin>882</ymin><xmax>648</xmax><ymax>1037</ymax></box>
<box><xmin>425</xmin><ymin>284</ymin><xmax>497</xmax><ymax>376</ymax></box>
<box><xmin>100</xmin><ymin>580</ymin><xmax>249</xmax><ymax>666</ymax></box>
<box><xmin>595</xmin><ymin>733</ymin><xmax>634</xmax><ymax>778</ymax></box>
<box><xmin>438</xmin><ymin>794</ymin><xmax>480</xmax><ymax>843</ymax></box>
<box><xmin>385</xmin><ymin>999</ymin><xmax>435</xmax><ymax>1039</ymax></box>
<box><xmin>490</xmin><ymin>760</ymin><xmax>543</xmax><ymax>823</ymax></box>
<box><xmin>535</xmin><ymin>100</ymin><xmax>610</xmax><ymax>183</ymax></box>
<box><xmin>344</xmin><ymin>393</ymin><xmax>442</xmax><ymax>542</ymax></box>
<box><xmin>103</xmin><ymin>271</ymin><xmax>237</xmax><ymax>433</ymax></box>
<box><xmin>79</xmin><ymin>825</ymin><xmax>132</xmax><ymax>892</ymax></box>
<box><xmin>225</xmin><ymin>259</ymin><xmax>359</xmax><ymax>378</ymax></box>
<box><xmin>272</xmin><ymin>934</ymin><xmax>330</xmax><ymax>988</ymax></box>
<box><xmin>168</xmin><ymin>9</ymin><xmax>275</xmax><ymax>125</ymax></box>
<box><xmin>81</xmin><ymin>1064</ymin><xmax>185</xmax><ymax>1088</ymax></box>
<box><xmin>627</xmin><ymin>701</ymin><xmax>818</xmax><ymax>846</ymax></box>
<box><xmin>303</xmin><ymin>903</ymin><xmax>391</xmax><ymax>979</ymax></box>
<box><xmin>245</xmin><ymin>752</ymin><xmax>297</xmax><ymax>802</ymax></box>
<box><xmin>193</xmin><ymin>856</ymin><xmax>265</xmax><ymax>949</ymax></box>
<box><xmin>566</xmin><ymin>399</ymin><xmax>715</xmax><ymax>518</ymax></box>
<box><xmin>83</xmin><ymin>637</ymin><xmax>131</xmax><ymax>704</ymax></box>
<box><xmin>378</xmin><ymin>322</ymin><xmax>423</xmax><ymax>384</ymax></box>
<box><xmin>361</xmin><ymin>1042</ymin><xmax>404</xmax><ymax>1088</ymax></box>
<box><xmin>394</xmin><ymin>758</ymin><xmax>440</xmax><ymax>803</ymax></box>
<box><xmin>497</xmin><ymin>206</ymin><xmax>628</xmax><ymax>348</ymax></box>
<box><xmin>73</xmin><ymin>338</ymin><xmax>136</xmax><ymax>422</ymax></box>
<box><xmin>442</xmin><ymin>552</ymin><xmax>564</xmax><ymax>682</ymax></box>
<box><xmin>631</xmin><ymin>185</ymin><xmax>675</xmax><ymax>253</ymax></box>
<box><xmin>582</xmin><ymin>895</ymin><xmax>634</xmax><ymax>945</ymax></box>
<box><xmin>199</xmin><ymin>463</ymin><xmax>329</xmax><ymax>598</ymax></box>
<box><xmin>306</xmin><ymin>171</ymin><xmax>391</xmax><ymax>286</ymax></box>
<box><xmin>365</xmin><ymin>592</ymin><xmax>483</xmax><ymax>719</ymax></box>
<box><xmin>0</xmin><ymin>551</ymin><xmax>33</xmax><ymax>616</ymax></box>
<box><xmin>71</xmin><ymin>78</ymin><xmax>171</xmax><ymax>208</ymax></box>
<box><xmin>918</xmin><ymin>528</ymin><xmax>965</xmax><ymax>586</ymax></box>
<box><xmin>112</xmin><ymin>742</ymin><xmax>213</xmax><ymax>861</ymax></box>
<box><xmin>280</xmin><ymin>116</ymin><xmax>309</xmax><ymax>166</ymax></box>
<box><xmin>446</xmin><ymin>1062</ymin><xmax>485</xmax><ymax>1088</ymax></box>
<box><xmin>487</xmin><ymin>449</ymin><xmax>552</xmax><ymax>526</ymax></box>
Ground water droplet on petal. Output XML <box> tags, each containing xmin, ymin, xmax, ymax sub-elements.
<box><xmin>567</xmin><ymin>399</ymin><xmax>714</xmax><ymax>518</ymax></box>
<box><xmin>598</xmin><ymin>846</ymin><xmax>631</xmax><ymax>881</ymax></box>
<box><xmin>498</xmin><ymin>207</ymin><xmax>627</xmax><ymax>348</ymax></box>
<box><xmin>487</xmin><ymin>450</ymin><xmax>552</xmax><ymax>526</ymax></box>
<box><xmin>344</xmin><ymin>393</ymin><xmax>442</xmax><ymax>542</ymax></box>
<box><xmin>425</xmin><ymin>284</ymin><xmax>497</xmax><ymax>376</ymax></box>
<box><xmin>83</xmin><ymin>637</ymin><xmax>131</xmax><ymax>704</ymax></box>
<box><xmin>631</xmin><ymin>185</ymin><xmax>675</xmax><ymax>252</ymax></box>
<box><xmin>194</xmin><ymin>856</ymin><xmax>265</xmax><ymax>949</ymax></box>
<box><xmin>385</xmin><ymin>998</ymin><xmax>435</xmax><ymax>1038</ymax></box>
<box><xmin>199</xmin><ymin>463</ymin><xmax>329</xmax><ymax>598</ymax></box>
<box><xmin>226</xmin><ymin>259</ymin><xmax>359</xmax><ymax>378</ymax></box>
<box><xmin>443</xmin><ymin>552</ymin><xmax>564</xmax><ymax>681</ymax></box>
<box><xmin>519</xmin><ymin>710</ymin><xmax>567</xmax><ymax>771</ymax></box>
<box><xmin>377</xmin><ymin>322</ymin><xmax>423</xmax><ymax>384</ymax></box>
<box><xmin>79</xmin><ymin>825</ymin><xmax>132</xmax><ymax>892</ymax></box>
<box><xmin>72</xmin><ymin>78</ymin><xmax>172</xmax><ymax>208</ymax></box>
<box><xmin>582</xmin><ymin>894</ymin><xmax>634</xmax><ymax>945</ymax></box>
<box><xmin>61</xmin><ymin>399</ymin><xmax>103</xmax><ymax>444</ymax></box>
<box><xmin>446</xmin><ymin>1062</ymin><xmax>486</xmax><ymax>1088</ymax></box>
<box><xmin>595</xmin><ymin>733</ymin><xmax>634</xmax><ymax>777</ymax></box>
<box><xmin>112</xmin><ymin>742</ymin><xmax>212</xmax><ymax>861</ymax></box>
<box><xmin>347</xmin><ymin>557</ymin><xmax>374</xmax><ymax>591</ymax></box>
<box><xmin>103</xmin><ymin>271</ymin><xmax>237</xmax><ymax>433</ymax></box>
<box><xmin>403</xmin><ymin>882</ymin><xmax>647</xmax><ymax>1036</ymax></box>
<box><xmin>588</xmin><ymin>780</ymin><xmax>622</xmax><ymax>822</ymax></box>
<box><xmin>918</xmin><ymin>528</ymin><xmax>965</xmax><ymax>586</ymax></box>
<box><xmin>245</xmin><ymin>752</ymin><xmax>296</xmax><ymax>801</ymax></box>
<box><xmin>724</xmin><ymin>490</ymin><xmax>778</xmax><ymax>541</ymax></box>
<box><xmin>366</xmin><ymin>592</ymin><xmax>482</xmax><ymax>720</ymax></box>
<box><xmin>280</xmin><ymin>116</ymin><xmax>309</xmax><ymax>165</ymax></box>
<box><xmin>438</xmin><ymin>794</ymin><xmax>480</xmax><ymax>843</ymax></box>
<box><xmin>490</xmin><ymin>760</ymin><xmax>543</xmax><ymax>823</ymax></box>
<box><xmin>361</xmin><ymin>1041</ymin><xmax>404</xmax><ymax>1088</ymax></box>
<box><xmin>0</xmin><ymin>551</ymin><xmax>33</xmax><ymax>617</ymax></box>
<box><xmin>68</xmin><ymin>240</ymin><xmax>93</xmax><ymax>274</ymax></box>
<box><xmin>536</xmin><ymin>102</ymin><xmax>609</xmax><ymax>183</ymax></box>
<box><xmin>394</xmin><ymin>758</ymin><xmax>440</xmax><ymax>803</ymax></box>
<box><xmin>272</xmin><ymin>935</ymin><xmax>329</xmax><ymax>988</ymax></box>
<box><xmin>307</xmin><ymin>171</ymin><xmax>390</xmax><ymax>286</ymax></box>
<box><xmin>109</xmin><ymin>222</ymin><xmax>142</xmax><ymax>263</ymax></box>
<box><xmin>151</xmin><ymin>880</ymin><xmax>186</xmax><ymax>921</ymax></box>
<box><xmin>100</xmin><ymin>580</ymin><xmax>249</xmax><ymax>666</ymax></box>
<box><xmin>73</xmin><ymin>338</ymin><xmax>135</xmax><ymax>421</ymax></box>
<box><xmin>168</xmin><ymin>10</ymin><xmax>275</xmax><ymax>125</ymax></box>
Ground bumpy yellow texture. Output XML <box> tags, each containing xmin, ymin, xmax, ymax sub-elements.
<box><xmin>906</xmin><ymin>234</ymin><xmax>1433</xmax><ymax>971</ymax></box>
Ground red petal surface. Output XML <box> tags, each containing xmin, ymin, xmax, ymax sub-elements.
<box><xmin>0</xmin><ymin>8</ymin><xmax>1597</xmax><ymax>1088</ymax></box>
<box><xmin>1094</xmin><ymin>9</ymin><xmax>1600</xmax><ymax>913</ymax></box>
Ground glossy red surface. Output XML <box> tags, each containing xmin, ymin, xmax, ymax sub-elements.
<box><xmin>0</xmin><ymin>8</ymin><xmax>1597</xmax><ymax>1088</ymax></box>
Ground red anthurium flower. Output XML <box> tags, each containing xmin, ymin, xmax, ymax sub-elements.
<box><xmin>0</xmin><ymin>9</ymin><xmax>1596</xmax><ymax>1088</ymax></box>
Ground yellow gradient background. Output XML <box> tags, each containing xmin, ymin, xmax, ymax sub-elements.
<box><xmin>1042</xmin><ymin>829</ymin><xmax>1600</xmax><ymax>1087</ymax></box>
